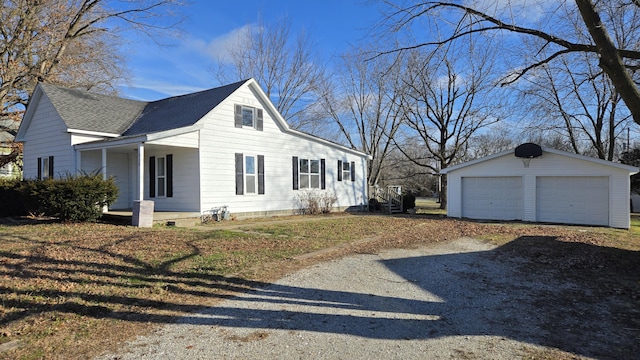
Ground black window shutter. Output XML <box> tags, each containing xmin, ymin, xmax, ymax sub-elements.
<box><xmin>350</xmin><ymin>161</ymin><xmax>355</xmax><ymax>182</ymax></box>
<box><xmin>48</xmin><ymin>156</ymin><xmax>54</xmax><ymax>178</ymax></box>
<box><xmin>37</xmin><ymin>157</ymin><xmax>42</xmax><ymax>180</ymax></box>
<box><xmin>337</xmin><ymin>160</ymin><xmax>342</xmax><ymax>181</ymax></box>
<box><xmin>234</xmin><ymin>104</ymin><xmax>243</xmax><ymax>128</ymax></box>
<box><xmin>258</xmin><ymin>155</ymin><xmax>265</xmax><ymax>194</ymax></box>
<box><xmin>166</xmin><ymin>154</ymin><xmax>173</xmax><ymax>197</ymax></box>
<box><xmin>292</xmin><ymin>156</ymin><xmax>299</xmax><ymax>190</ymax></box>
<box><xmin>235</xmin><ymin>153</ymin><xmax>244</xmax><ymax>195</ymax></box>
<box><xmin>320</xmin><ymin>159</ymin><xmax>326</xmax><ymax>189</ymax></box>
<box><xmin>256</xmin><ymin>109</ymin><xmax>263</xmax><ymax>131</ymax></box>
<box><xmin>149</xmin><ymin>156</ymin><xmax>156</xmax><ymax>198</ymax></box>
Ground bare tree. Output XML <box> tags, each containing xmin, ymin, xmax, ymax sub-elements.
<box><xmin>379</xmin><ymin>0</ymin><xmax>640</xmax><ymax>126</ymax></box>
<box><xmin>395</xmin><ymin>44</ymin><xmax>502</xmax><ymax>208</ymax></box>
<box><xmin>0</xmin><ymin>0</ymin><xmax>182</xmax><ymax>168</ymax></box>
<box><xmin>381</xmin><ymin>143</ymin><xmax>438</xmax><ymax>195</ymax></box>
<box><xmin>520</xmin><ymin>51</ymin><xmax>631</xmax><ymax>160</ymax></box>
<box><xmin>211</xmin><ymin>16</ymin><xmax>325</xmax><ymax>131</ymax></box>
<box><xmin>315</xmin><ymin>47</ymin><xmax>404</xmax><ymax>186</ymax></box>
<box><xmin>463</xmin><ymin>125</ymin><xmax>516</xmax><ymax>161</ymax></box>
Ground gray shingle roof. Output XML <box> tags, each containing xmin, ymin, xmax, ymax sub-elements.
<box><xmin>39</xmin><ymin>83</ymin><xmax>147</xmax><ymax>134</ymax></box>
<box><xmin>123</xmin><ymin>79</ymin><xmax>248</xmax><ymax>136</ymax></box>
<box><xmin>39</xmin><ymin>79</ymin><xmax>250</xmax><ymax>136</ymax></box>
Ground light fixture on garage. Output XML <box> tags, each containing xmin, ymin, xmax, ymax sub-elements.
<box><xmin>514</xmin><ymin>143</ymin><xmax>543</xmax><ymax>168</ymax></box>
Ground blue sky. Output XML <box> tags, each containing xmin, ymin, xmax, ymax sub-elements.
<box><xmin>120</xmin><ymin>0</ymin><xmax>383</xmax><ymax>101</ymax></box>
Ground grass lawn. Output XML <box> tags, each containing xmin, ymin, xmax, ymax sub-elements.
<box><xmin>0</xmin><ymin>213</ymin><xmax>638</xmax><ymax>359</ymax></box>
<box><xmin>415</xmin><ymin>197</ymin><xmax>447</xmax><ymax>215</ymax></box>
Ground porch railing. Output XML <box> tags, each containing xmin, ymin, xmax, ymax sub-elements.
<box><xmin>370</xmin><ymin>185</ymin><xmax>403</xmax><ymax>214</ymax></box>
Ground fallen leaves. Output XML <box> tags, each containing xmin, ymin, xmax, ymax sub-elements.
<box><xmin>0</xmin><ymin>216</ymin><xmax>637</xmax><ymax>359</ymax></box>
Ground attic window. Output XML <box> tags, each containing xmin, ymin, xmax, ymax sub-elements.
<box><xmin>242</xmin><ymin>107</ymin><xmax>254</xmax><ymax>127</ymax></box>
<box><xmin>234</xmin><ymin>104</ymin><xmax>264</xmax><ymax>131</ymax></box>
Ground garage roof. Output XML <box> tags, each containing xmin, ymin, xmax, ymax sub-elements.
<box><xmin>440</xmin><ymin>146</ymin><xmax>639</xmax><ymax>175</ymax></box>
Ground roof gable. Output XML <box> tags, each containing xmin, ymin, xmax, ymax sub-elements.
<box><xmin>441</xmin><ymin>146</ymin><xmax>638</xmax><ymax>174</ymax></box>
<box><xmin>38</xmin><ymin>83</ymin><xmax>147</xmax><ymax>134</ymax></box>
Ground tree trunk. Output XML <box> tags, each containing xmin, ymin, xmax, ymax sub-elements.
<box><xmin>575</xmin><ymin>0</ymin><xmax>640</xmax><ymax>126</ymax></box>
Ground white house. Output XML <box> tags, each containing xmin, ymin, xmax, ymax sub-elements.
<box><xmin>0</xmin><ymin>119</ymin><xmax>20</xmax><ymax>178</ymax></box>
<box><xmin>15</xmin><ymin>79</ymin><xmax>369</xmax><ymax>221</ymax></box>
<box><xmin>440</xmin><ymin>144</ymin><xmax>638</xmax><ymax>229</ymax></box>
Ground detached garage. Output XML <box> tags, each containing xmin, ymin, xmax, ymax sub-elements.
<box><xmin>441</xmin><ymin>144</ymin><xmax>638</xmax><ymax>229</ymax></box>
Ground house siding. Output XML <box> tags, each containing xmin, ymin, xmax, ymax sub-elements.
<box><xmin>148</xmin><ymin>131</ymin><xmax>199</xmax><ymax>148</ymax></box>
<box><xmin>144</xmin><ymin>147</ymin><xmax>200</xmax><ymax>212</ymax></box>
<box><xmin>21</xmin><ymin>95</ymin><xmax>73</xmax><ymax>179</ymax></box>
<box><xmin>445</xmin><ymin>151</ymin><xmax>633</xmax><ymax>228</ymax></box>
<box><xmin>80</xmin><ymin>150</ymin><xmax>131</xmax><ymax>209</ymax></box>
<box><xmin>197</xmin><ymin>84</ymin><xmax>367</xmax><ymax>215</ymax></box>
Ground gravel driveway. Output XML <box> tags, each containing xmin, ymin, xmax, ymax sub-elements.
<box><xmin>97</xmin><ymin>237</ymin><xmax>630</xmax><ymax>359</ymax></box>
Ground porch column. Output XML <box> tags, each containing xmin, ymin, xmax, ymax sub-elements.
<box><xmin>137</xmin><ymin>142</ymin><xmax>145</xmax><ymax>201</ymax></box>
<box><xmin>101</xmin><ymin>148</ymin><xmax>107</xmax><ymax>180</ymax></box>
<box><xmin>132</xmin><ymin>142</ymin><xmax>154</xmax><ymax>227</ymax></box>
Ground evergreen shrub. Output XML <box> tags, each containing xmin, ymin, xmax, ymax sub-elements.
<box><xmin>402</xmin><ymin>191</ymin><xmax>416</xmax><ymax>212</ymax></box>
<box><xmin>22</xmin><ymin>173</ymin><xmax>118</xmax><ymax>222</ymax></box>
<box><xmin>0</xmin><ymin>178</ymin><xmax>27</xmax><ymax>217</ymax></box>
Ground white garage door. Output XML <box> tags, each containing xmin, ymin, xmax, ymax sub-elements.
<box><xmin>462</xmin><ymin>177</ymin><xmax>523</xmax><ymax>220</ymax></box>
<box><xmin>536</xmin><ymin>176</ymin><xmax>609</xmax><ymax>226</ymax></box>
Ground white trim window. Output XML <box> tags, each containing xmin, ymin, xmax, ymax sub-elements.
<box><xmin>245</xmin><ymin>155</ymin><xmax>257</xmax><ymax>194</ymax></box>
<box><xmin>234</xmin><ymin>104</ymin><xmax>264</xmax><ymax>131</ymax></box>
<box><xmin>337</xmin><ymin>160</ymin><xmax>355</xmax><ymax>182</ymax></box>
<box><xmin>292</xmin><ymin>157</ymin><xmax>325</xmax><ymax>190</ymax></box>
<box><xmin>242</xmin><ymin>106</ymin><xmax>255</xmax><ymax>127</ymax></box>
<box><xmin>156</xmin><ymin>156</ymin><xmax>166</xmax><ymax>197</ymax></box>
<box><xmin>299</xmin><ymin>158</ymin><xmax>321</xmax><ymax>189</ymax></box>
<box><xmin>37</xmin><ymin>156</ymin><xmax>54</xmax><ymax>180</ymax></box>
<box><xmin>342</xmin><ymin>161</ymin><xmax>351</xmax><ymax>181</ymax></box>
<box><xmin>42</xmin><ymin>157</ymin><xmax>51</xmax><ymax>179</ymax></box>
<box><xmin>149</xmin><ymin>154</ymin><xmax>173</xmax><ymax>198</ymax></box>
<box><xmin>235</xmin><ymin>153</ymin><xmax>265</xmax><ymax>195</ymax></box>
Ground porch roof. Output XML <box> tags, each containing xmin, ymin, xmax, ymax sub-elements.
<box><xmin>74</xmin><ymin>125</ymin><xmax>203</xmax><ymax>151</ymax></box>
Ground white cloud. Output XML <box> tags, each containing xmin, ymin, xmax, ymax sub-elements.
<box><xmin>121</xmin><ymin>24</ymin><xmax>259</xmax><ymax>99</ymax></box>
<box><xmin>186</xmin><ymin>24</ymin><xmax>255</xmax><ymax>63</ymax></box>
<box><xmin>124</xmin><ymin>78</ymin><xmax>208</xmax><ymax>99</ymax></box>
<box><xmin>434</xmin><ymin>73</ymin><xmax>466</xmax><ymax>89</ymax></box>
